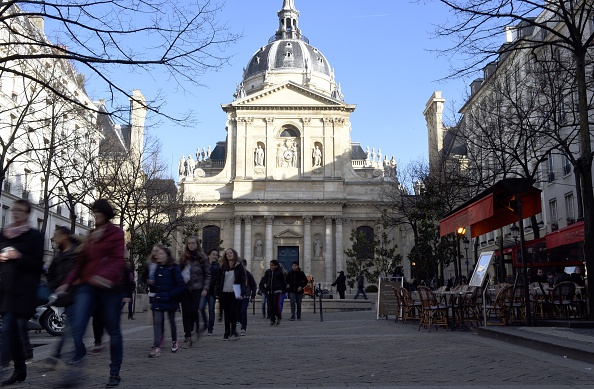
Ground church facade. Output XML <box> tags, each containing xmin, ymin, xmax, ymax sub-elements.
<box><xmin>178</xmin><ymin>0</ymin><xmax>403</xmax><ymax>284</ymax></box>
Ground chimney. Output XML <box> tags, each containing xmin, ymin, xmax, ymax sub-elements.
<box><xmin>28</xmin><ymin>16</ymin><xmax>44</xmax><ymax>33</ymax></box>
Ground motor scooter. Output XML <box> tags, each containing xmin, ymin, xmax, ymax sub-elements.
<box><xmin>27</xmin><ymin>294</ymin><xmax>66</xmax><ymax>336</ymax></box>
<box><xmin>0</xmin><ymin>295</ymin><xmax>66</xmax><ymax>336</ymax></box>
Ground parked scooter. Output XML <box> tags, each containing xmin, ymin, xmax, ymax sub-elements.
<box><xmin>27</xmin><ymin>294</ymin><xmax>66</xmax><ymax>336</ymax></box>
<box><xmin>0</xmin><ymin>294</ymin><xmax>66</xmax><ymax>336</ymax></box>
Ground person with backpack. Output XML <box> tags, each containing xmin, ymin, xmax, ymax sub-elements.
<box><xmin>147</xmin><ymin>244</ymin><xmax>185</xmax><ymax>357</ymax></box>
<box><xmin>180</xmin><ymin>236</ymin><xmax>210</xmax><ymax>347</ymax></box>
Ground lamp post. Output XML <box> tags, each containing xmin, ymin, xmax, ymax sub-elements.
<box><xmin>463</xmin><ymin>237</ymin><xmax>470</xmax><ymax>276</ymax></box>
<box><xmin>456</xmin><ymin>227</ymin><xmax>466</xmax><ymax>285</ymax></box>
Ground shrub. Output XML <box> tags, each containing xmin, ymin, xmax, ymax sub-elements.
<box><xmin>365</xmin><ymin>285</ymin><xmax>378</xmax><ymax>293</ymax></box>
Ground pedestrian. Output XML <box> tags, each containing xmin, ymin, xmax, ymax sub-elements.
<box><xmin>147</xmin><ymin>244</ymin><xmax>185</xmax><ymax>357</ymax></box>
<box><xmin>331</xmin><ymin>271</ymin><xmax>347</xmax><ymax>299</ymax></box>
<box><xmin>258</xmin><ymin>275</ymin><xmax>269</xmax><ymax>319</ymax></box>
<box><xmin>122</xmin><ymin>260</ymin><xmax>136</xmax><ymax>320</ymax></box>
<box><xmin>205</xmin><ymin>248</ymin><xmax>220</xmax><ymax>335</ymax></box>
<box><xmin>354</xmin><ymin>272</ymin><xmax>368</xmax><ymax>300</ymax></box>
<box><xmin>46</xmin><ymin>226</ymin><xmax>80</xmax><ymax>361</ymax></box>
<box><xmin>216</xmin><ymin>248</ymin><xmax>245</xmax><ymax>340</ymax></box>
<box><xmin>263</xmin><ymin>259</ymin><xmax>286</xmax><ymax>326</ymax></box>
<box><xmin>55</xmin><ymin>199</ymin><xmax>125</xmax><ymax>388</ymax></box>
<box><xmin>0</xmin><ymin>199</ymin><xmax>44</xmax><ymax>386</ymax></box>
<box><xmin>239</xmin><ymin>259</ymin><xmax>257</xmax><ymax>335</ymax></box>
<box><xmin>180</xmin><ymin>236</ymin><xmax>210</xmax><ymax>347</ymax></box>
<box><xmin>286</xmin><ymin>261</ymin><xmax>308</xmax><ymax>320</ymax></box>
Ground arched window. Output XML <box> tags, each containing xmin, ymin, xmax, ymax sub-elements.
<box><xmin>202</xmin><ymin>225</ymin><xmax>221</xmax><ymax>253</ymax></box>
<box><xmin>356</xmin><ymin>226</ymin><xmax>375</xmax><ymax>259</ymax></box>
<box><xmin>280</xmin><ymin>128</ymin><xmax>298</xmax><ymax>137</ymax></box>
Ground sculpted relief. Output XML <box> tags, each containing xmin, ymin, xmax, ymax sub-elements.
<box><xmin>276</xmin><ymin>138</ymin><xmax>299</xmax><ymax>168</ymax></box>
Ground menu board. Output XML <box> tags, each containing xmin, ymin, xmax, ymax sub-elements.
<box><xmin>377</xmin><ymin>277</ymin><xmax>403</xmax><ymax>319</ymax></box>
<box><xmin>469</xmin><ymin>251</ymin><xmax>495</xmax><ymax>287</ymax></box>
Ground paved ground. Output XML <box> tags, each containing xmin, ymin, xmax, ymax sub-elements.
<box><xmin>10</xmin><ymin>308</ymin><xmax>594</xmax><ymax>389</ymax></box>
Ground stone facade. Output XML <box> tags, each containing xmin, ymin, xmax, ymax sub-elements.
<box><xmin>178</xmin><ymin>1</ymin><xmax>402</xmax><ymax>284</ymax></box>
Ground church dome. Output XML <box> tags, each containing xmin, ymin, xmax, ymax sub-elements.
<box><xmin>236</xmin><ymin>0</ymin><xmax>342</xmax><ymax>100</ymax></box>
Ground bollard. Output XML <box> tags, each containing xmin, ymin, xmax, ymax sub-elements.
<box><xmin>318</xmin><ymin>283</ymin><xmax>323</xmax><ymax>322</ymax></box>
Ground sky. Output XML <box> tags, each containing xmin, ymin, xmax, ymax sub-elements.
<box><xmin>87</xmin><ymin>0</ymin><xmax>480</xmax><ymax>177</ymax></box>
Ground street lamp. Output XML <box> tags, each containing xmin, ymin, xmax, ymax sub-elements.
<box><xmin>463</xmin><ymin>237</ymin><xmax>470</xmax><ymax>276</ymax></box>
<box><xmin>456</xmin><ymin>227</ymin><xmax>466</xmax><ymax>285</ymax></box>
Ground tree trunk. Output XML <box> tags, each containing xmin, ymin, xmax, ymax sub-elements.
<box><xmin>574</xmin><ymin>52</ymin><xmax>594</xmax><ymax>320</ymax></box>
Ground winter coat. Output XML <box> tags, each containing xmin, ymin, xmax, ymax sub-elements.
<box><xmin>182</xmin><ymin>251</ymin><xmax>211</xmax><ymax>292</ymax></box>
<box><xmin>263</xmin><ymin>268</ymin><xmax>286</xmax><ymax>294</ymax></box>
<box><xmin>0</xmin><ymin>228</ymin><xmax>44</xmax><ymax>318</ymax></box>
<box><xmin>46</xmin><ymin>239</ymin><xmax>79</xmax><ymax>292</ymax></box>
<box><xmin>332</xmin><ymin>274</ymin><xmax>347</xmax><ymax>293</ymax></box>
<box><xmin>208</xmin><ymin>260</ymin><xmax>221</xmax><ymax>296</ymax></box>
<box><xmin>150</xmin><ymin>264</ymin><xmax>185</xmax><ymax>311</ymax></box>
<box><xmin>243</xmin><ymin>269</ymin><xmax>257</xmax><ymax>299</ymax></box>
<box><xmin>63</xmin><ymin>223</ymin><xmax>125</xmax><ymax>288</ymax></box>
<box><xmin>286</xmin><ymin>268</ymin><xmax>308</xmax><ymax>294</ymax></box>
<box><xmin>216</xmin><ymin>263</ymin><xmax>246</xmax><ymax>297</ymax></box>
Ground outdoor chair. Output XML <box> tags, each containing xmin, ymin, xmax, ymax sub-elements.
<box><xmin>392</xmin><ymin>287</ymin><xmax>403</xmax><ymax>323</ymax></box>
<box><xmin>460</xmin><ymin>286</ymin><xmax>481</xmax><ymax>327</ymax></box>
<box><xmin>399</xmin><ymin>287</ymin><xmax>421</xmax><ymax>324</ymax></box>
<box><xmin>485</xmin><ymin>284</ymin><xmax>512</xmax><ymax>325</ymax></box>
<box><xmin>550</xmin><ymin>281</ymin><xmax>576</xmax><ymax>319</ymax></box>
<box><xmin>417</xmin><ymin>286</ymin><xmax>449</xmax><ymax>332</ymax></box>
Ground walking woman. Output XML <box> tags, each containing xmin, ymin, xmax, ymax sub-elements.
<box><xmin>0</xmin><ymin>200</ymin><xmax>44</xmax><ymax>386</ymax></box>
<box><xmin>56</xmin><ymin>199</ymin><xmax>125</xmax><ymax>387</ymax></box>
<box><xmin>264</xmin><ymin>259</ymin><xmax>286</xmax><ymax>326</ymax></box>
<box><xmin>180</xmin><ymin>236</ymin><xmax>210</xmax><ymax>347</ymax></box>
<box><xmin>147</xmin><ymin>244</ymin><xmax>185</xmax><ymax>357</ymax></box>
<box><xmin>216</xmin><ymin>248</ymin><xmax>245</xmax><ymax>340</ymax></box>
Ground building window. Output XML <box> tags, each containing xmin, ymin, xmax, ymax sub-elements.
<box><xmin>355</xmin><ymin>226</ymin><xmax>375</xmax><ymax>260</ymax></box>
<box><xmin>1</xmin><ymin>205</ymin><xmax>8</xmax><ymax>228</ymax></box>
<box><xmin>563</xmin><ymin>153</ymin><xmax>572</xmax><ymax>176</ymax></box>
<box><xmin>565</xmin><ymin>192</ymin><xmax>575</xmax><ymax>223</ymax></box>
<box><xmin>202</xmin><ymin>225</ymin><xmax>221</xmax><ymax>254</ymax></box>
<box><xmin>547</xmin><ymin>151</ymin><xmax>555</xmax><ymax>182</ymax></box>
<box><xmin>549</xmin><ymin>199</ymin><xmax>558</xmax><ymax>231</ymax></box>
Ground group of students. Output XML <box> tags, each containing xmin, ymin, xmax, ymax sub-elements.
<box><xmin>145</xmin><ymin>240</ymin><xmax>310</xmax><ymax>352</ymax></box>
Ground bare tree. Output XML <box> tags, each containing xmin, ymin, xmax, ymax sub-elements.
<box><xmin>437</xmin><ymin>0</ymin><xmax>594</xmax><ymax>317</ymax></box>
<box><xmin>0</xmin><ymin>1</ymin><xmax>240</xmax><ymax>121</ymax></box>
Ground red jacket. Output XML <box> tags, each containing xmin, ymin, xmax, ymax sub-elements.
<box><xmin>63</xmin><ymin>223</ymin><xmax>125</xmax><ymax>288</ymax></box>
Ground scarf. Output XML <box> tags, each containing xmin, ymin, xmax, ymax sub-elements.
<box><xmin>2</xmin><ymin>222</ymin><xmax>31</xmax><ymax>239</ymax></box>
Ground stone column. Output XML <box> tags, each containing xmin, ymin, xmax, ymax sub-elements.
<box><xmin>324</xmin><ymin>216</ymin><xmax>334</xmax><ymax>285</ymax></box>
<box><xmin>335</xmin><ymin>217</ymin><xmax>345</xmax><ymax>274</ymax></box>
<box><xmin>264</xmin><ymin>216</ymin><xmax>274</xmax><ymax>263</ymax></box>
<box><xmin>243</xmin><ymin>216</ymin><xmax>253</xmax><ymax>271</ymax></box>
<box><xmin>233</xmin><ymin>216</ymin><xmax>242</xmax><ymax>253</ymax></box>
<box><xmin>303</xmin><ymin>215</ymin><xmax>312</xmax><ymax>275</ymax></box>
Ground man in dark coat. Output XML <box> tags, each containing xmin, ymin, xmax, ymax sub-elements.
<box><xmin>0</xmin><ymin>199</ymin><xmax>44</xmax><ymax>386</ymax></box>
<box><xmin>332</xmin><ymin>271</ymin><xmax>347</xmax><ymax>299</ymax></box>
<box><xmin>286</xmin><ymin>261</ymin><xmax>308</xmax><ymax>320</ymax></box>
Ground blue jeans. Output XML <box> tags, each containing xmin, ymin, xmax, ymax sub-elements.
<box><xmin>354</xmin><ymin>287</ymin><xmax>368</xmax><ymax>300</ymax></box>
<box><xmin>0</xmin><ymin>312</ymin><xmax>26</xmax><ymax>372</ymax></box>
<box><xmin>261</xmin><ymin>293</ymin><xmax>268</xmax><ymax>318</ymax></box>
<box><xmin>239</xmin><ymin>298</ymin><xmax>250</xmax><ymax>331</ymax></box>
<box><xmin>71</xmin><ymin>284</ymin><xmax>123</xmax><ymax>376</ymax></box>
<box><xmin>206</xmin><ymin>295</ymin><xmax>216</xmax><ymax>332</ymax></box>
<box><xmin>288</xmin><ymin>292</ymin><xmax>303</xmax><ymax>319</ymax></box>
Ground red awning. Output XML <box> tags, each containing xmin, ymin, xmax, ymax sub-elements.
<box><xmin>545</xmin><ymin>221</ymin><xmax>584</xmax><ymax>249</ymax></box>
<box><xmin>440</xmin><ymin>178</ymin><xmax>542</xmax><ymax>238</ymax></box>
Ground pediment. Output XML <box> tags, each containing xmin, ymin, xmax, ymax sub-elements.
<box><xmin>274</xmin><ymin>229</ymin><xmax>303</xmax><ymax>239</ymax></box>
<box><xmin>233</xmin><ymin>82</ymin><xmax>345</xmax><ymax>107</ymax></box>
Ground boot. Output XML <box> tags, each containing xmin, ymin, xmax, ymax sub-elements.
<box><xmin>1</xmin><ymin>370</ymin><xmax>26</xmax><ymax>386</ymax></box>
